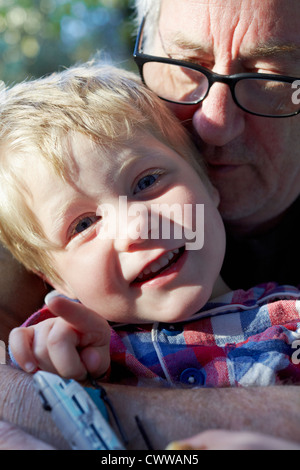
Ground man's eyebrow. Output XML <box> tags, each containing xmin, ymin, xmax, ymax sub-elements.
<box><xmin>248</xmin><ymin>42</ymin><xmax>300</xmax><ymax>59</ymax></box>
<box><xmin>172</xmin><ymin>35</ymin><xmax>207</xmax><ymax>53</ymax></box>
<box><xmin>160</xmin><ymin>30</ymin><xmax>210</xmax><ymax>55</ymax></box>
<box><xmin>161</xmin><ymin>30</ymin><xmax>300</xmax><ymax>61</ymax></box>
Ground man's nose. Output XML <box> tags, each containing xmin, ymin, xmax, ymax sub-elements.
<box><xmin>192</xmin><ymin>82</ymin><xmax>246</xmax><ymax>146</ymax></box>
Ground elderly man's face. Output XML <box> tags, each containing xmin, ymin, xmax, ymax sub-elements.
<box><xmin>149</xmin><ymin>0</ymin><xmax>300</xmax><ymax>232</ymax></box>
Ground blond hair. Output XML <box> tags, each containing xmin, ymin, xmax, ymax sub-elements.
<box><xmin>0</xmin><ymin>61</ymin><xmax>204</xmax><ymax>285</ymax></box>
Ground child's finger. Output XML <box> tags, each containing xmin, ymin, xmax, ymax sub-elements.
<box><xmin>9</xmin><ymin>327</ymin><xmax>38</xmax><ymax>373</ymax></box>
<box><xmin>80</xmin><ymin>344</ymin><xmax>111</xmax><ymax>378</ymax></box>
<box><xmin>45</xmin><ymin>293</ymin><xmax>111</xmax><ymax>348</ymax></box>
<box><xmin>31</xmin><ymin>319</ymin><xmax>65</xmax><ymax>374</ymax></box>
<box><xmin>46</xmin><ymin>317</ymin><xmax>90</xmax><ymax>381</ymax></box>
<box><xmin>44</xmin><ymin>293</ymin><xmax>111</xmax><ymax>379</ymax></box>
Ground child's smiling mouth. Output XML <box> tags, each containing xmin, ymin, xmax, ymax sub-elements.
<box><xmin>131</xmin><ymin>246</ymin><xmax>186</xmax><ymax>285</ymax></box>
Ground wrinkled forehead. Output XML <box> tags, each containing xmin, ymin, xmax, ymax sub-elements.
<box><xmin>157</xmin><ymin>0</ymin><xmax>300</xmax><ymax>56</ymax></box>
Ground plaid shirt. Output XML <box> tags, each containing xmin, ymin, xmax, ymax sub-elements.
<box><xmin>22</xmin><ymin>283</ymin><xmax>300</xmax><ymax>388</ymax></box>
<box><xmin>108</xmin><ymin>283</ymin><xmax>300</xmax><ymax>387</ymax></box>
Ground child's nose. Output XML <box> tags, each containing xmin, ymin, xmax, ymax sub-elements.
<box><xmin>114</xmin><ymin>203</ymin><xmax>152</xmax><ymax>252</ymax></box>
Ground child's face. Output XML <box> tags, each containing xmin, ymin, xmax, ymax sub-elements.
<box><xmin>25</xmin><ymin>131</ymin><xmax>226</xmax><ymax>324</ymax></box>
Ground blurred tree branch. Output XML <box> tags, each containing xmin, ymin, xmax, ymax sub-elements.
<box><xmin>0</xmin><ymin>0</ymin><xmax>135</xmax><ymax>84</ymax></box>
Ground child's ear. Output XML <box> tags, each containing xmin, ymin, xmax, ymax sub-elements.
<box><xmin>33</xmin><ymin>269</ymin><xmax>49</xmax><ymax>285</ymax></box>
<box><xmin>33</xmin><ymin>270</ymin><xmax>75</xmax><ymax>300</ymax></box>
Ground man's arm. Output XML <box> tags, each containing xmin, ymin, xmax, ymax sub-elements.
<box><xmin>104</xmin><ymin>383</ymin><xmax>300</xmax><ymax>449</ymax></box>
<box><xmin>0</xmin><ymin>365</ymin><xmax>69</xmax><ymax>449</ymax></box>
<box><xmin>0</xmin><ymin>421</ymin><xmax>55</xmax><ymax>450</ymax></box>
<box><xmin>1</xmin><ymin>364</ymin><xmax>299</xmax><ymax>450</ymax></box>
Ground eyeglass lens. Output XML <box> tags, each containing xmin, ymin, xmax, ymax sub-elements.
<box><xmin>143</xmin><ymin>62</ymin><xmax>209</xmax><ymax>104</ymax></box>
<box><xmin>235</xmin><ymin>79</ymin><xmax>298</xmax><ymax>116</ymax></box>
<box><xmin>142</xmin><ymin>62</ymin><xmax>298</xmax><ymax>116</ymax></box>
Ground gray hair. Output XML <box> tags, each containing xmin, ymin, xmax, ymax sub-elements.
<box><xmin>133</xmin><ymin>0</ymin><xmax>161</xmax><ymax>49</ymax></box>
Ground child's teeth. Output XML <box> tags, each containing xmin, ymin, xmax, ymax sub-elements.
<box><xmin>150</xmin><ymin>262</ymin><xmax>161</xmax><ymax>273</ymax></box>
<box><xmin>138</xmin><ymin>267</ymin><xmax>150</xmax><ymax>279</ymax></box>
<box><xmin>158</xmin><ymin>256</ymin><xmax>170</xmax><ymax>268</ymax></box>
<box><xmin>138</xmin><ymin>248</ymin><xmax>180</xmax><ymax>279</ymax></box>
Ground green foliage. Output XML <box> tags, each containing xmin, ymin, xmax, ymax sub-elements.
<box><xmin>0</xmin><ymin>0</ymin><xmax>136</xmax><ymax>85</ymax></box>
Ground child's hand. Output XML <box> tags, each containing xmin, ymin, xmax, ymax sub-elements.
<box><xmin>9</xmin><ymin>296</ymin><xmax>111</xmax><ymax>381</ymax></box>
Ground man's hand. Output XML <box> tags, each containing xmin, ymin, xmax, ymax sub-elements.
<box><xmin>167</xmin><ymin>429</ymin><xmax>300</xmax><ymax>450</ymax></box>
<box><xmin>9</xmin><ymin>296</ymin><xmax>111</xmax><ymax>381</ymax></box>
<box><xmin>0</xmin><ymin>421</ymin><xmax>55</xmax><ymax>450</ymax></box>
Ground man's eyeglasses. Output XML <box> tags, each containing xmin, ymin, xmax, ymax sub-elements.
<box><xmin>134</xmin><ymin>16</ymin><xmax>300</xmax><ymax>118</ymax></box>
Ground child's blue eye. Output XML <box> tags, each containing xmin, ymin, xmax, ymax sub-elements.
<box><xmin>135</xmin><ymin>173</ymin><xmax>159</xmax><ymax>193</ymax></box>
<box><xmin>72</xmin><ymin>215</ymin><xmax>100</xmax><ymax>236</ymax></box>
<box><xmin>75</xmin><ymin>217</ymin><xmax>94</xmax><ymax>233</ymax></box>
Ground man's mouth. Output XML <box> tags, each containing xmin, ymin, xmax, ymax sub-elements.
<box><xmin>207</xmin><ymin>162</ymin><xmax>242</xmax><ymax>176</ymax></box>
<box><xmin>132</xmin><ymin>246</ymin><xmax>185</xmax><ymax>284</ymax></box>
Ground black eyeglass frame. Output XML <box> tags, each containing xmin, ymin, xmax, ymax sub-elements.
<box><xmin>133</xmin><ymin>16</ymin><xmax>300</xmax><ymax>118</ymax></box>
